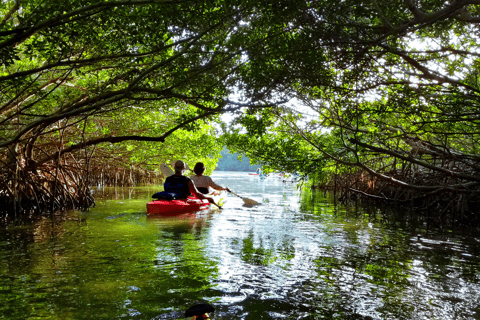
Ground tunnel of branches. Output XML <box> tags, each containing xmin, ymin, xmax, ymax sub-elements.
<box><xmin>315</xmin><ymin>147</ymin><xmax>480</xmax><ymax>227</ymax></box>
<box><xmin>2</xmin><ymin>140</ymin><xmax>480</xmax><ymax>229</ymax></box>
<box><xmin>2</xmin><ymin>0</ymin><xmax>480</xmax><ymax>230</ymax></box>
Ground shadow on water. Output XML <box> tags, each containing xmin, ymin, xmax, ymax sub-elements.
<box><xmin>0</xmin><ymin>172</ymin><xmax>479</xmax><ymax>319</ymax></box>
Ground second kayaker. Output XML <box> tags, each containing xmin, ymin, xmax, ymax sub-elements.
<box><xmin>190</xmin><ymin>162</ymin><xmax>231</xmax><ymax>194</ymax></box>
<box><xmin>164</xmin><ymin>160</ymin><xmax>219</xmax><ymax>207</ymax></box>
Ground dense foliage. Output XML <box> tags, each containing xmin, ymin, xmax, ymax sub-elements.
<box><xmin>223</xmin><ymin>0</ymin><xmax>480</xmax><ymax>222</ymax></box>
<box><xmin>0</xmin><ymin>0</ymin><xmax>277</xmax><ymax>215</ymax></box>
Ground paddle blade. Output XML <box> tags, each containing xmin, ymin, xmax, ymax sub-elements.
<box><xmin>243</xmin><ymin>198</ymin><xmax>260</xmax><ymax>206</ymax></box>
<box><xmin>228</xmin><ymin>191</ymin><xmax>260</xmax><ymax>206</ymax></box>
<box><xmin>160</xmin><ymin>164</ymin><xmax>174</xmax><ymax>177</ymax></box>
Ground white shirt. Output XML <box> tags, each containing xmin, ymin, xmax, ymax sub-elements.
<box><xmin>190</xmin><ymin>175</ymin><xmax>223</xmax><ymax>190</ymax></box>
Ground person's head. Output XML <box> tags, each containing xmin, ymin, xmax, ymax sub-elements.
<box><xmin>193</xmin><ymin>162</ymin><xmax>206</xmax><ymax>175</ymax></box>
<box><xmin>174</xmin><ymin>160</ymin><xmax>186</xmax><ymax>174</ymax></box>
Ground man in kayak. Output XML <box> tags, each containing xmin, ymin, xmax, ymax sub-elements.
<box><xmin>164</xmin><ymin>160</ymin><xmax>220</xmax><ymax>207</ymax></box>
<box><xmin>190</xmin><ymin>162</ymin><xmax>231</xmax><ymax>194</ymax></box>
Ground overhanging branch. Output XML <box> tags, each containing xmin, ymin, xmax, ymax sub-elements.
<box><xmin>350</xmin><ymin>138</ymin><xmax>480</xmax><ymax>182</ymax></box>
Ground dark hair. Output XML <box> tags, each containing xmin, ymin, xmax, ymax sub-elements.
<box><xmin>193</xmin><ymin>162</ymin><xmax>205</xmax><ymax>175</ymax></box>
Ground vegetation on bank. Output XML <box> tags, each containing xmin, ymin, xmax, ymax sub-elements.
<box><xmin>1</xmin><ymin>0</ymin><xmax>479</xmax><ymax>224</ymax></box>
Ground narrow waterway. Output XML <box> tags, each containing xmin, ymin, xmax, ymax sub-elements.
<box><xmin>1</xmin><ymin>171</ymin><xmax>479</xmax><ymax>319</ymax></box>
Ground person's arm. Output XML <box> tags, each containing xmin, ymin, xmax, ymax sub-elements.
<box><xmin>188</xmin><ymin>180</ymin><xmax>221</xmax><ymax>208</ymax></box>
<box><xmin>188</xmin><ymin>180</ymin><xmax>208</xmax><ymax>199</ymax></box>
<box><xmin>205</xmin><ymin>176</ymin><xmax>231</xmax><ymax>192</ymax></box>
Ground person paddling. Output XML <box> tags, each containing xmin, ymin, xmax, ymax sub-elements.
<box><xmin>190</xmin><ymin>162</ymin><xmax>231</xmax><ymax>194</ymax></box>
<box><xmin>164</xmin><ymin>160</ymin><xmax>220</xmax><ymax>208</ymax></box>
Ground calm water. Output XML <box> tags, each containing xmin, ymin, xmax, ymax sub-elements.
<box><xmin>1</xmin><ymin>171</ymin><xmax>479</xmax><ymax>319</ymax></box>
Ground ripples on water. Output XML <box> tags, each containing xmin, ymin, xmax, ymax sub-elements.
<box><xmin>0</xmin><ymin>171</ymin><xmax>479</xmax><ymax>319</ymax></box>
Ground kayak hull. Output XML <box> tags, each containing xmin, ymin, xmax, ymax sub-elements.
<box><xmin>147</xmin><ymin>198</ymin><xmax>209</xmax><ymax>215</ymax></box>
<box><xmin>147</xmin><ymin>190</ymin><xmax>226</xmax><ymax>215</ymax></box>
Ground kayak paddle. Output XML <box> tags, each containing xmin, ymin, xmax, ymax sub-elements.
<box><xmin>228</xmin><ymin>190</ymin><xmax>260</xmax><ymax>206</ymax></box>
<box><xmin>209</xmin><ymin>199</ymin><xmax>222</xmax><ymax>210</ymax></box>
<box><xmin>160</xmin><ymin>164</ymin><xmax>174</xmax><ymax>177</ymax></box>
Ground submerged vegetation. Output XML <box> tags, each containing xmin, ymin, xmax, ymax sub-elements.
<box><xmin>1</xmin><ymin>0</ymin><xmax>480</xmax><ymax>225</ymax></box>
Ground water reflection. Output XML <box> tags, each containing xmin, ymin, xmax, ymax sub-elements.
<box><xmin>0</xmin><ymin>172</ymin><xmax>479</xmax><ymax>319</ymax></box>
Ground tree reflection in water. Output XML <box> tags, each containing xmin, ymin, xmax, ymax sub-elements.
<box><xmin>0</xmin><ymin>172</ymin><xmax>479</xmax><ymax>319</ymax></box>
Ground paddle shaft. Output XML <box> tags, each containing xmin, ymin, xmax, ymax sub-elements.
<box><xmin>228</xmin><ymin>190</ymin><xmax>243</xmax><ymax>199</ymax></box>
<box><xmin>210</xmin><ymin>199</ymin><xmax>222</xmax><ymax>209</ymax></box>
<box><xmin>228</xmin><ymin>190</ymin><xmax>260</xmax><ymax>206</ymax></box>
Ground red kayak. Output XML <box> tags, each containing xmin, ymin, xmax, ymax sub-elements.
<box><xmin>249</xmin><ymin>173</ymin><xmax>259</xmax><ymax>175</ymax></box>
<box><xmin>147</xmin><ymin>191</ymin><xmax>226</xmax><ymax>215</ymax></box>
<box><xmin>147</xmin><ymin>197</ymin><xmax>209</xmax><ymax>215</ymax></box>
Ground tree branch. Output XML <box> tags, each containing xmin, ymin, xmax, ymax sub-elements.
<box><xmin>0</xmin><ymin>0</ymin><xmax>180</xmax><ymax>48</ymax></box>
<box><xmin>350</xmin><ymin>138</ymin><xmax>480</xmax><ymax>182</ymax></box>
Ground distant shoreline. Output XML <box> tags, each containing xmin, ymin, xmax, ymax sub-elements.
<box><xmin>214</xmin><ymin>168</ymin><xmax>257</xmax><ymax>172</ymax></box>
